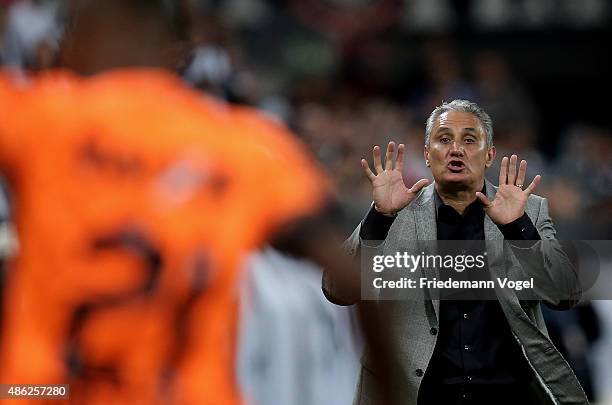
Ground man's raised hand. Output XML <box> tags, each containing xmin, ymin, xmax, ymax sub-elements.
<box><xmin>475</xmin><ymin>154</ymin><xmax>541</xmax><ymax>225</ymax></box>
<box><xmin>361</xmin><ymin>141</ymin><xmax>430</xmax><ymax>216</ymax></box>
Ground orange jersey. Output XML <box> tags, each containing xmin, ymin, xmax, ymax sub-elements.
<box><xmin>0</xmin><ymin>69</ymin><xmax>328</xmax><ymax>405</ymax></box>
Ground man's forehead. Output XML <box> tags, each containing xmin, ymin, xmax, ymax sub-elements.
<box><xmin>434</xmin><ymin>111</ymin><xmax>484</xmax><ymax>134</ymax></box>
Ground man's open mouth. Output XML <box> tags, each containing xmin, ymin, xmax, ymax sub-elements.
<box><xmin>447</xmin><ymin>159</ymin><xmax>466</xmax><ymax>173</ymax></box>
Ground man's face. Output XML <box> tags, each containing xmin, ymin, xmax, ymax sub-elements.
<box><xmin>424</xmin><ymin>110</ymin><xmax>495</xmax><ymax>189</ymax></box>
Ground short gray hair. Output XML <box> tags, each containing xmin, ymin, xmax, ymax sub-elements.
<box><xmin>425</xmin><ymin>99</ymin><xmax>494</xmax><ymax>147</ymax></box>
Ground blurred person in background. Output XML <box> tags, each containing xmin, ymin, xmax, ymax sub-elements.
<box><xmin>180</xmin><ymin>5</ymin><xmax>236</xmax><ymax>102</ymax></box>
<box><xmin>1</xmin><ymin>0</ymin><xmax>61</xmax><ymax>70</ymax></box>
<box><xmin>0</xmin><ymin>1</ymin><xmax>372</xmax><ymax>404</ymax></box>
<box><xmin>238</xmin><ymin>247</ymin><xmax>361</xmax><ymax>405</ymax></box>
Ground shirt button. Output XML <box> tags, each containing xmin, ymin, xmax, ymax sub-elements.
<box><xmin>415</xmin><ymin>369</ymin><xmax>424</xmax><ymax>377</ymax></box>
<box><xmin>463</xmin><ymin>313</ymin><xmax>468</xmax><ymax>319</ymax></box>
<box><xmin>430</xmin><ymin>327</ymin><xmax>438</xmax><ymax>335</ymax></box>
<box><xmin>466</xmin><ymin>375</ymin><xmax>472</xmax><ymax>382</ymax></box>
<box><xmin>464</xmin><ymin>345</ymin><xmax>470</xmax><ymax>351</ymax></box>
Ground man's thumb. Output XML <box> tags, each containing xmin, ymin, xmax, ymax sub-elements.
<box><xmin>409</xmin><ymin>179</ymin><xmax>430</xmax><ymax>193</ymax></box>
<box><xmin>475</xmin><ymin>191</ymin><xmax>492</xmax><ymax>207</ymax></box>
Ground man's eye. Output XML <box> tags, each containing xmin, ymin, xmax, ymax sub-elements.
<box><xmin>465</xmin><ymin>138</ymin><xmax>475</xmax><ymax>143</ymax></box>
<box><xmin>440</xmin><ymin>137</ymin><xmax>450</xmax><ymax>144</ymax></box>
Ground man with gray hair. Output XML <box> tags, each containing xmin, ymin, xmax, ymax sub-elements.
<box><xmin>324</xmin><ymin>99</ymin><xmax>587</xmax><ymax>404</ymax></box>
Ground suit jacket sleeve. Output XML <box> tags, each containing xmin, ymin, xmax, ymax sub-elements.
<box><xmin>507</xmin><ymin>197</ymin><xmax>580</xmax><ymax>309</ymax></box>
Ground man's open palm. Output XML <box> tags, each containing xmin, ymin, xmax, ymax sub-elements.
<box><xmin>362</xmin><ymin>142</ymin><xmax>429</xmax><ymax>215</ymax></box>
<box><xmin>476</xmin><ymin>154</ymin><xmax>541</xmax><ymax>225</ymax></box>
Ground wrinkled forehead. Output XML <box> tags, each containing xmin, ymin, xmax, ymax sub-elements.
<box><xmin>434</xmin><ymin>110</ymin><xmax>485</xmax><ymax>136</ymax></box>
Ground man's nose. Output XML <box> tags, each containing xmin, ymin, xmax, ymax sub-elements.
<box><xmin>450</xmin><ymin>141</ymin><xmax>464</xmax><ymax>156</ymax></box>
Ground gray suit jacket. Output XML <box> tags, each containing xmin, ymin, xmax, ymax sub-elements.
<box><xmin>324</xmin><ymin>181</ymin><xmax>588</xmax><ymax>405</ymax></box>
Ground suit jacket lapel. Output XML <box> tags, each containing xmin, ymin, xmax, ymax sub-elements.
<box><xmin>413</xmin><ymin>183</ymin><xmax>439</xmax><ymax>320</ymax></box>
<box><xmin>414</xmin><ymin>183</ymin><xmax>437</xmax><ymax>240</ymax></box>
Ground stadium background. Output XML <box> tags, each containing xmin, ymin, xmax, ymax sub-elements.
<box><xmin>0</xmin><ymin>0</ymin><xmax>610</xmax><ymax>404</ymax></box>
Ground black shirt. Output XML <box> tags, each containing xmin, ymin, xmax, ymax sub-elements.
<box><xmin>360</xmin><ymin>189</ymin><xmax>541</xmax><ymax>405</ymax></box>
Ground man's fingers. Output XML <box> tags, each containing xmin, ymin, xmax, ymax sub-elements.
<box><xmin>409</xmin><ymin>178</ymin><xmax>430</xmax><ymax>194</ymax></box>
<box><xmin>475</xmin><ymin>191</ymin><xmax>492</xmax><ymax>207</ymax></box>
<box><xmin>499</xmin><ymin>156</ymin><xmax>508</xmax><ymax>185</ymax></box>
<box><xmin>361</xmin><ymin>159</ymin><xmax>376</xmax><ymax>181</ymax></box>
<box><xmin>507</xmin><ymin>154</ymin><xmax>518</xmax><ymax>185</ymax></box>
<box><xmin>384</xmin><ymin>142</ymin><xmax>395</xmax><ymax>171</ymax></box>
<box><xmin>373</xmin><ymin>146</ymin><xmax>383</xmax><ymax>174</ymax></box>
<box><xmin>395</xmin><ymin>143</ymin><xmax>405</xmax><ymax>171</ymax></box>
<box><xmin>516</xmin><ymin>160</ymin><xmax>527</xmax><ymax>187</ymax></box>
<box><xmin>524</xmin><ymin>175</ymin><xmax>542</xmax><ymax>195</ymax></box>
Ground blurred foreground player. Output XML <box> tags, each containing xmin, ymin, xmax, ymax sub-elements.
<box><xmin>0</xmin><ymin>1</ymin><xmax>362</xmax><ymax>404</ymax></box>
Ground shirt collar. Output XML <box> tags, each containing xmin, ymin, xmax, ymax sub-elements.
<box><xmin>434</xmin><ymin>184</ymin><xmax>487</xmax><ymax>218</ymax></box>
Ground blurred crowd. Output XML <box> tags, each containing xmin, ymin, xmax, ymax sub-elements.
<box><xmin>0</xmin><ymin>0</ymin><xmax>610</xmax><ymax>404</ymax></box>
<box><xmin>1</xmin><ymin>0</ymin><xmax>610</xmax><ymax>236</ymax></box>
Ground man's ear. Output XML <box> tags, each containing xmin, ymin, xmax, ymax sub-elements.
<box><xmin>423</xmin><ymin>144</ymin><xmax>430</xmax><ymax>166</ymax></box>
<box><xmin>485</xmin><ymin>146</ymin><xmax>496</xmax><ymax>168</ymax></box>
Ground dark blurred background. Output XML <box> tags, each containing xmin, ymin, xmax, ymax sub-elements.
<box><xmin>1</xmin><ymin>1</ymin><xmax>611</xmax><ymax>404</ymax></box>
<box><xmin>2</xmin><ymin>0</ymin><xmax>610</xmax><ymax>237</ymax></box>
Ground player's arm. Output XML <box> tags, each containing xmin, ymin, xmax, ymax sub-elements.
<box><xmin>270</xmin><ymin>200</ymin><xmax>360</xmax><ymax>305</ymax></box>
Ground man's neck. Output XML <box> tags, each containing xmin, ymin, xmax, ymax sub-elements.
<box><xmin>435</xmin><ymin>180</ymin><xmax>485</xmax><ymax>216</ymax></box>
<box><xmin>59</xmin><ymin>5</ymin><xmax>178</xmax><ymax>75</ymax></box>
